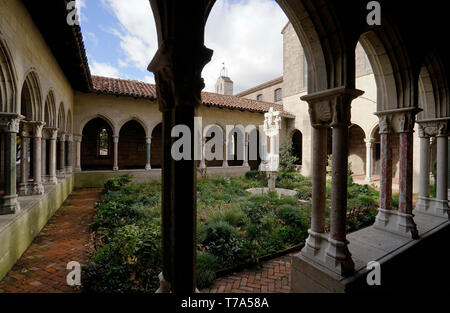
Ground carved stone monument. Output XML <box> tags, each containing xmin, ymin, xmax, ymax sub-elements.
<box><xmin>260</xmin><ymin>107</ymin><xmax>281</xmax><ymax>190</ymax></box>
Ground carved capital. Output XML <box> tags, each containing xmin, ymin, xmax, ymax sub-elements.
<box><xmin>73</xmin><ymin>134</ymin><xmax>82</xmax><ymax>143</ymax></box>
<box><xmin>146</xmin><ymin>137</ymin><xmax>151</xmax><ymax>144</ymax></box>
<box><xmin>59</xmin><ymin>132</ymin><xmax>66</xmax><ymax>141</ymax></box>
<box><xmin>148</xmin><ymin>40</ymin><xmax>213</xmax><ymax>112</ymax></box>
<box><xmin>31</xmin><ymin>121</ymin><xmax>46</xmax><ymax>138</ymax></box>
<box><xmin>301</xmin><ymin>87</ymin><xmax>364</xmax><ymax>128</ymax></box>
<box><xmin>436</xmin><ymin>122</ymin><xmax>448</xmax><ymax>137</ymax></box>
<box><xmin>375</xmin><ymin>108</ymin><xmax>421</xmax><ymax>134</ymax></box>
<box><xmin>0</xmin><ymin>113</ymin><xmax>23</xmax><ymax>133</ymax></box>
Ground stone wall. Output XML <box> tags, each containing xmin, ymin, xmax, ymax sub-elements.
<box><xmin>239</xmin><ymin>80</ymin><xmax>283</xmax><ymax>104</ymax></box>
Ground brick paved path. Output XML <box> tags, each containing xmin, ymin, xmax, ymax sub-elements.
<box><xmin>202</xmin><ymin>254</ymin><xmax>292</xmax><ymax>293</ymax></box>
<box><xmin>0</xmin><ymin>188</ymin><xmax>100</xmax><ymax>293</ymax></box>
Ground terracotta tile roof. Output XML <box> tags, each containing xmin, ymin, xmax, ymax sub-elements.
<box><xmin>91</xmin><ymin>76</ymin><xmax>294</xmax><ymax>118</ymax></box>
<box><xmin>235</xmin><ymin>76</ymin><xmax>283</xmax><ymax>97</ymax></box>
<box><xmin>92</xmin><ymin>76</ymin><xmax>157</xmax><ymax>100</ymax></box>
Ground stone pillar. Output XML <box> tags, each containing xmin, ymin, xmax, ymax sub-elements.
<box><xmin>74</xmin><ymin>135</ymin><xmax>82</xmax><ymax>172</ymax></box>
<box><xmin>148</xmin><ymin>0</ymin><xmax>213</xmax><ymax>292</ymax></box>
<box><xmin>65</xmin><ymin>134</ymin><xmax>73</xmax><ymax>174</ymax></box>
<box><xmin>436</xmin><ymin>124</ymin><xmax>449</xmax><ymax>217</ymax></box>
<box><xmin>199</xmin><ymin>138</ymin><xmax>206</xmax><ymax>168</ymax></box>
<box><xmin>0</xmin><ymin>114</ymin><xmax>22</xmax><ymax>214</ymax></box>
<box><xmin>364</xmin><ymin>138</ymin><xmax>374</xmax><ymax>182</ymax></box>
<box><xmin>19</xmin><ymin>125</ymin><xmax>31</xmax><ymax>196</ymax></box>
<box><xmin>374</xmin><ymin>110</ymin><xmax>419</xmax><ymax>238</ymax></box>
<box><xmin>41</xmin><ymin>135</ymin><xmax>47</xmax><ymax>183</ymax></box>
<box><xmin>222</xmin><ymin>141</ymin><xmax>228</xmax><ymax>168</ymax></box>
<box><xmin>243</xmin><ymin>133</ymin><xmax>249</xmax><ymax>167</ymax></box>
<box><xmin>145</xmin><ymin>137</ymin><xmax>151</xmax><ymax>170</ymax></box>
<box><xmin>58</xmin><ymin>132</ymin><xmax>66</xmax><ymax>178</ymax></box>
<box><xmin>113</xmin><ymin>136</ymin><xmax>119</xmax><ymax>171</ymax></box>
<box><xmin>31</xmin><ymin>122</ymin><xmax>45</xmax><ymax>195</ymax></box>
<box><xmin>48</xmin><ymin>129</ymin><xmax>58</xmax><ymax>184</ymax></box>
<box><xmin>298</xmin><ymin>87</ymin><xmax>363</xmax><ymax>277</ymax></box>
<box><xmin>415</xmin><ymin>126</ymin><xmax>430</xmax><ymax>212</ymax></box>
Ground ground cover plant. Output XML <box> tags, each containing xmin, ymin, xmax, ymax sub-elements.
<box><xmin>83</xmin><ymin>168</ymin><xmax>380</xmax><ymax>292</ymax></box>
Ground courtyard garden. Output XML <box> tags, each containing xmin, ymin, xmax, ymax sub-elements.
<box><xmin>82</xmin><ymin>165</ymin><xmax>380</xmax><ymax>293</ymax></box>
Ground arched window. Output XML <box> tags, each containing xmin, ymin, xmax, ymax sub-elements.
<box><xmin>98</xmin><ymin>128</ymin><xmax>109</xmax><ymax>156</ymax></box>
<box><xmin>257</xmin><ymin>94</ymin><xmax>263</xmax><ymax>101</ymax></box>
<box><xmin>274</xmin><ymin>88</ymin><xmax>282</xmax><ymax>102</ymax></box>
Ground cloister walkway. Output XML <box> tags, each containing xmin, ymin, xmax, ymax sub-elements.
<box><xmin>0</xmin><ymin>188</ymin><xmax>100</xmax><ymax>293</ymax></box>
<box><xmin>0</xmin><ymin>188</ymin><xmax>291</xmax><ymax>293</ymax></box>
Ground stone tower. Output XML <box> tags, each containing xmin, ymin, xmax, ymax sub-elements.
<box><xmin>215</xmin><ymin>63</ymin><xmax>233</xmax><ymax>95</ymax></box>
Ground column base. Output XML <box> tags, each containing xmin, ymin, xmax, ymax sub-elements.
<box><xmin>32</xmin><ymin>183</ymin><xmax>45</xmax><ymax>195</ymax></box>
<box><xmin>365</xmin><ymin>176</ymin><xmax>373</xmax><ymax>182</ymax></box>
<box><xmin>113</xmin><ymin>166</ymin><xmax>119</xmax><ymax>171</ymax></box>
<box><xmin>414</xmin><ymin>197</ymin><xmax>450</xmax><ymax>218</ymax></box>
<box><xmin>46</xmin><ymin>176</ymin><xmax>58</xmax><ymax>185</ymax></box>
<box><xmin>301</xmin><ymin>229</ymin><xmax>355</xmax><ymax>277</ymax></box>
<box><xmin>0</xmin><ymin>195</ymin><xmax>20</xmax><ymax>215</ymax></box>
<box><xmin>374</xmin><ymin>208</ymin><xmax>419</xmax><ymax>239</ymax></box>
<box><xmin>145</xmin><ymin>164</ymin><xmax>151</xmax><ymax>170</ymax></box>
<box><xmin>65</xmin><ymin>166</ymin><xmax>73</xmax><ymax>174</ymax></box>
<box><xmin>18</xmin><ymin>184</ymin><xmax>30</xmax><ymax>196</ymax></box>
<box><xmin>155</xmin><ymin>272</ymin><xmax>171</xmax><ymax>293</ymax></box>
<box><xmin>74</xmin><ymin>167</ymin><xmax>82</xmax><ymax>173</ymax></box>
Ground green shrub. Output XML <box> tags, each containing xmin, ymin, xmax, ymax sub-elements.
<box><xmin>245</xmin><ymin>170</ymin><xmax>268</xmax><ymax>185</ymax></box>
<box><xmin>200</xmin><ymin>221</ymin><xmax>242</xmax><ymax>266</ymax></box>
<box><xmin>103</xmin><ymin>174</ymin><xmax>133</xmax><ymax>193</ymax></box>
<box><xmin>196</xmin><ymin>251</ymin><xmax>221</xmax><ymax>288</ymax></box>
<box><xmin>279</xmin><ymin>139</ymin><xmax>298</xmax><ymax>172</ymax></box>
<box><xmin>277</xmin><ymin>204</ymin><xmax>307</xmax><ymax>226</ymax></box>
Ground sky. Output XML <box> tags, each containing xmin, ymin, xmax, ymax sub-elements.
<box><xmin>77</xmin><ymin>0</ymin><xmax>288</xmax><ymax>93</ymax></box>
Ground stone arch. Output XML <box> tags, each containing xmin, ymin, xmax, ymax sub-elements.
<box><xmin>118</xmin><ymin>116</ymin><xmax>149</xmax><ymax>137</ymax></box>
<box><xmin>20</xmin><ymin>70</ymin><xmax>42</xmax><ymax>121</ymax></box>
<box><xmin>79</xmin><ymin>114</ymin><xmax>116</xmax><ymax>137</ymax></box>
<box><xmin>118</xmin><ymin>120</ymin><xmax>147</xmax><ymax>169</ymax></box>
<box><xmin>0</xmin><ymin>37</ymin><xmax>17</xmax><ymax>113</ymax></box>
<box><xmin>57</xmin><ymin>103</ymin><xmax>65</xmax><ymax>132</ymax></box>
<box><xmin>150</xmin><ymin>122</ymin><xmax>162</xmax><ymax>168</ymax></box>
<box><xmin>348</xmin><ymin>124</ymin><xmax>366</xmax><ymax>175</ymax></box>
<box><xmin>44</xmin><ymin>90</ymin><xmax>56</xmax><ymax>128</ymax></box>
<box><xmin>203</xmin><ymin>124</ymin><xmax>224</xmax><ymax>167</ymax></box>
<box><xmin>292</xmin><ymin>129</ymin><xmax>303</xmax><ymax>166</ymax></box>
<box><xmin>66</xmin><ymin>109</ymin><xmax>72</xmax><ymax>134</ymax></box>
<box><xmin>81</xmin><ymin>117</ymin><xmax>115</xmax><ymax>170</ymax></box>
<box><xmin>226</xmin><ymin>125</ymin><xmax>245</xmax><ymax>167</ymax></box>
<box><xmin>418</xmin><ymin>51</ymin><xmax>449</xmax><ymax>120</ymax></box>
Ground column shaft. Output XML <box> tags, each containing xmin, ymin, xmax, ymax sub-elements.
<box><xmin>379</xmin><ymin>133</ymin><xmax>392</xmax><ymax>210</ymax></box>
<box><xmin>75</xmin><ymin>139</ymin><xmax>81</xmax><ymax>172</ymax></box>
<box><xmin>330</xmin><ymin>125</ymin><xmax>348</xmax><ymax>242</ymax></box>
<box><xmin>113</xmin><ymin>136</ymin><xmax>119</xmax><ymax>171</ymax></box>
<box><xmin>145</xmin><ymin>137</ymin><xmax>151</xmax><ymax>170</ymax></box>
<box><xmin>436</xmin><ymin>135</ymin><xmax>448</xmax><ymax>201</ymax></box>
<box><xmin>49</xmin><ymin>136</ymin><xmax>57</xmax><ymax>183</ymax></box>
<box><xmin>398</xmin><ymin>132</ymin><xmax>413</xmax><ymax>214</ymax></box>
<box><xmin>1</xmin><ymin>131</ymin><xmax>19</xmax><ymax>214</ymax></box>
<box><xmin>365</xmin><ymin>140</ymin><xmax>373</xmax><ymax>182</ymax></box>
<box><xmin>41</xmin><ymin>139</ymin><xmax>47</xmax><ymax>183</ymax></box>
<box><xmin>419</xmin><ymin>136</ymin><xmax>430</xmax><ymax>199</ymax></box>
<box><xmin>59</xmin><ymin>137</ymin><xmax>66</xmax><ymax>176</ymax></box>
<box><xmin>32</xmin><ymin>135</ymin><xmax>44</xmax><ymax>194</ymax></box>
<box><xmin>311</xmin><ymin>127</ymin><xmax>327</xmax><ymax>233</ymax></box>
<box><xmin>19</xmin><ymin>134</ymin><xmax>29</xmax><ymax>195</ymax></box>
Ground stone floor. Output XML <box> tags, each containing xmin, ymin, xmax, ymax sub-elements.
<box><xmin>201</xmin><ymin>255</ymin><xmax>292</xmax><ymax>293</ymax></box>
<box><xmin>0</xmin><ymin>188</ymin><xmax>100</xmax><ymax>293</ymax></box>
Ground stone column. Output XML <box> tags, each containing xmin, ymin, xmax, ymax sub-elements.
<box><xmin>58</xmin><ymin>132</ymin><xmax>66</xmax><ymax>178</ymax></box>
<box><xmin>113</xmin><ymin>136</ymin><xmax>119</xmax><ymax>171</ymax></box>
<box><xmin>199</xmin><ymin>138</ymin><xmax>206</xmax><ymax>168</ymax></box>
<box><xmin>415</xmin><ymin>125</ymin><xmax>430</xmax><ymax>211</ymax></box>
<box><xmin>31</xmin><ymin>122</ymin><xmax>45</xmax><ymax>195</ymax></box>
<box><xmin>222</xmin><ymin>141</ymin><xmax>228</xmax><ymax>168</ymax></box>
<box><xmin>374</xmin><ymin>110</ymin><xmax>419</xmax><ymax>238</ymax></box>
<box><xmin>41</xmin><ymin>135</ymin><xmax>47</xmax><ymax>183</ymax></box>
<box><xmin>436</xmin><ymin>124</ymin><xmax>449</xmax><ymax>217</ymax></box>
<box><xmin>65</xmin><ymin>134</ymin><xmax>73</xmax><ymax>174</ymax></box>
<box><xmin>243</xmin><ymin>133</ymin><xmax>249</xmax><ymax>167</ymax></box>
<box><xmin>19</xmin><ymin>125</ymin><xmax>31</xmax><ymax>196</ymax></box>
<box><xmin>48</xmin><ymin>129</ymin><xmax>58</xmax><ymax>184</ymax></box>
<box><xmin>0</xmin><ymin>114</ymin><xmax>22</xmax><ymax>214</ymax></box>
<box><xmin>145</xmin><ymin>137</ymin><xmax>151</xmax><ymax>170</ymax></box>
<box><xmin>299</xmin><ymin>87</ymin><xmax>363</xmax><ymax>277</ymax></box>
<box><xmin>148</xmin><ymin>1</ymin><xmax>213</xmax><ymax>291</ymax></box>
<box><xmin>364</xmin><ymin>138</ymin><xmax>374</xmax><ymax>182</ymax></box>
<box><xmin>74</xmin><ymin>135</ymin><xmax>82</xmax><ymax>172</ymax></box>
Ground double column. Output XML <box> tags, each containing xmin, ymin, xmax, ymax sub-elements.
<box><xmin>58</xmin><ymin>132</ymin><xmax>66</xmax><ymax>178</ymax></box>
<box><xmin>47</xmin><ymin>128</ymin><xmax>58</xmax><ymax>184</ymax></box>
<box><xmin>113</xmin><ymin>135</ymin><xmax>119</xmax><ymax>171</ymax></box>
<box><xmin>374</xmin><ymin>109</ymin><xmax>419</xmax><ymax>238</ymax></box>
<box><xmin>300</xmin><ymin>87</ymin><xmax>363</xmax><ymax>277</ymax></box>
<box><xmin>145</xmin><ymin>136</ymin><xmax>151</xmax><ymax>170</ymax></box>
<box><xmin>65</xmin><ymin>134</ymin><xmax>73</xmax><ymax>174</ymax></box>
<box><xmin>415</xmin><ymin>120</ymin><xmax>449</xmax><ymax>217</ymax></box>
<box><xmin>74</xmin><ymin>135</ymin><xmax>82</xmax><ymax>172</ymax></box>
<box><xmin>0</xmin><ymin>113</ymin><xmax>23</xmax><ymax>214</ymax></box>
<box><xmin>364</xmin><ymin>138</ymin><xmax>375</xmax><ymax>182</ymax></box>
<box><xmin>31</xmin><ymin>122</ymin><xmax>45</xmax><ymax>195</ymax></box>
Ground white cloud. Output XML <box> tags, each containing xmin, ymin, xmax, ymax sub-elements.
<box><xmin>101</xmin><ymin>0</ymin><xmax>157</xmax><ymax>72</ymax></box>
<box><xmin>143</xmin><ymin>75</ymin><xmax>155</xmax><ymax>84</ymax></box>
<box><xmin>204</xmin><ymin>0</ymin><xmax>288</xmax><ymax>93</ymax></box>
<box><xmin>90</xmin><ymin>61</ymin><xmax>121</xmax><ymax>78</ymax></box>
<box><xmin>99</xmin><ymin>0</ymin><xmax>287</xmax><ymax>93</ymax></box>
